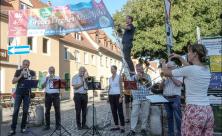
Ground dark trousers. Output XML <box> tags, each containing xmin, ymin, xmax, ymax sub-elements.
<box><xmin>45</xmin><ymin>93</ymin><xmax>61</xmax><ymax>127</ymax></box>
<box><xmin>74</xmin><ymin>93</ymin><xmax>88</xmax><ymax>128</ymax></box>
<box><xmin>122</xmin><ymin>42</ymin><xmax>135</xmax><ymax>73</ymax></box>
<box><xmin>109</xmin><ymin>94</ymin><xmax>125</xmax><ymax>126</ymax></box>
<box><xmin>165</xmin><ymin>95</ymin><xmax>182</xmax><ymax>136</ymax></box>
<box><xmin>11</xmin><ymin>94</ymin><xmax>30</xmax><ymax>130</ymax></box>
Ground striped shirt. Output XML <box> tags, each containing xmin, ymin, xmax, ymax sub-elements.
<box><xmin>132</xmin><ymin>74</ymin><xmax>151</xmax><ymax>101</ymax></box>
<box><xmin>163</xmin><ymin>77</ymin><xmax>183</xmax><ymax>96</ymax></box>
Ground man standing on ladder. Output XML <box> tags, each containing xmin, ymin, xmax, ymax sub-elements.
<box><xmin>118</xmin><ymin>15</ymin><xmax>136</xmax><ymax>76</ymax></box>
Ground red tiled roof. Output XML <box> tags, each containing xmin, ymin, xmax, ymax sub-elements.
<box><xmin>0</xmin><ymin>1</ymin><xmax>14</xmax><ymax>15</ymax></box>
<box><xmin>60</xmin><ymin>33</ymin><xmax>97</xmax><ymax>52</ymax></box>
<box><xmin>87</xmin><ymin>30</ymin><xmax>121</xmax><ymax>55</ymax></box>
<box><xmin>30</xmin><ymin>0</ymin><xmax>48</xmax><ymax>8</ymax></box>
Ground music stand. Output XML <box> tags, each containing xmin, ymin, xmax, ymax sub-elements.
<box><xmin>124</xmin><ymin>81</ymin><xmax>137</xmax><ymax>90</ymax></box>
<box><xmin>146</xmin><ymin>95</ymin><xmax>171</xmax><ymax>136</ymax></box>
<box><xmin>21</xmin><ymin>80</ymin><xmax>39</xmax><ymax>136</ymax></box>
<box><xmin>82</xmin><ymin>77</ymin><xmax>102</xmax><ymax>136</ymax></box>
<box><xmin>49</xmin><ymin>79</ymin><xmax>71</xmax><ymax>136</ymax></box>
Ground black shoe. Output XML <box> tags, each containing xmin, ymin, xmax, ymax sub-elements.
<box><xmin>125</xmin><ymin>119</ymin><xmax>130</xmax><ymax>123</ymax></box>
<box><xmin>77</xmin><ymin>126</ymin><xmax>82</xmax><ymax>130</ymax></box>
<box><xmin>141</xmin><ymin>129</ymin><xmax>147</xmax><ymax>136</ymax></box>
<box><xmin>110</xmin><ymin>127</ymin><xmax>120</xmax><ymax>131</ymax></box>
<box><xmin>120</xmin><ymin>129</ymin><xmax>125</xmax><ymax>133</ymax></box>
<box><xmin>56</xmin><ymin>126</ymin><xmax>61</xmax><ymax>130</ymax></box>
<box><xmin>42</xmin><ymin>126</ymin><xmax>50</xmax><ymax>131</ymax></box>
<box><xmin>20</xmin><ymin>128</ymin><xmax>27</xmax><ymax>133</ymax></box>
<box><xmin>82</xmin><ymin>125</ymin><xmax>89</xmax><ymax>129</ymax></box>
<box><xmin>8</xmin><ymin>130</ymin><xmax>16</xmax><ymax>136</ymax></box>
<box><xmin>127</xmin><ymin>130</ymin><xmax>135</xmax><ymax>136</ymax></box>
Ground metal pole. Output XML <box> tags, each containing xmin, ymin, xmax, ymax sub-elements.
<box><xmin>15</xmin><ymin>37</ymin><xmax>21</xmax><ymax>69</ymax></box>
<box><xmin>196</xmin><ymin>26</ymin><xmax>201</xmax><ymax>44</ymax></box>
<box><xmin>163</xmin><ymin>0</ymin><xmax>173</xmax><ymax>56</ymax></box>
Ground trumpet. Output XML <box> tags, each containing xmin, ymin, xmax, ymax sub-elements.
<box><xmin>138</xmin><ymin>76</ymin><xmax>152</xmax><ymax>87</ymax></box>
<box><xmin>22</xmin><ymin>68</ymin><xmax>30</xmax><ymax>79</ymax></box>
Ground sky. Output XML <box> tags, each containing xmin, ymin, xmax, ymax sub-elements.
<box><xmin>41</xmin><ymin>0</ymin><xmax>128</xmax><ymax>41</ymax></box>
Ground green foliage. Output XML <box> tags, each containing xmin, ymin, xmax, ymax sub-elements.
<box><xmin>113</xmin><ymin>0</ymin><xmax>222</xmax><ymax>59</ymax></box>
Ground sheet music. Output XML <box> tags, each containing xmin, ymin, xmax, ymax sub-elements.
<box><xmin>146</xmin><ymin>95</ymin><xmax>169</xmax><ymax>103</ymax></box>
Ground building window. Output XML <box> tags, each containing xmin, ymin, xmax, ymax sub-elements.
<box><xmin>74</xmin><ymin>50</ymin><xmax>80</xmax><ymax>62</ymax></box>
<box><xmin>64</xmin><ymin>48</ymin><xmax>68</xmax><ymax>60</ymax></box>
<box><xmin>110</xmin><ymin>59</ymin><xmax>113</xmax><ymax>66</ymax></box>
<box><xmin>100</xmin><ymin>77</ymin><xmax>104</xmax><ymax>88</ymax></box>
<box><xmin>91</xmin><ymin>55</ymin><xmax>95</xmax><ymax>65</ymax></box>
<box><xmin>75</xmin><ymin>33</ymin><xmax>81</xmax><ymax>40</ymax></box>
<box><xmin>96</xmin><ymin>33</ymin><xmax>99</xmax><ymax>43</ymax></box>
<box><xmin>20</xmin><ymin>2</ymin><xmax>30</xmax><ymax>9</ymax></box>
<box><xmin>104</xmin><ymin>41</ymin><xmax>107</xmax><ymax>46</ymax></box>
<box><xmin>106</xmin><ymin>78</ymin><xmax>109</xmax><ymax>87</ymax></box>
<box><xmin>105</xmin><ymin>57</ymin><xmax>108</xmax><ymax>67</ymax></box>
<box><xmin>114</xmin><ymin>60</ymin><xmax>117</xmax><ymax>65</ymax></box>
<box><xmin>43</xmin><ymin>38</ymin><xmax>48</xmax><ymax>53</ymax></box>
<box><xmin>27</xmin><ymin>37</ymin><xmax>33</xmax><ymax>50</ymax></box>
<box><xmin>84</xmin><ymin>52</ymin><xmax>88</xmax><ymax>64</ymax></box>
<box><xmin>64</xmin><ymin>73</ymin><xmax>70</xmax><ymax>91</ymax></box>
<box><xmin>100</xmin><ymin>55</ymin><xmax>103</xmax><ymax>66</ymax></box>
<box><xmin>8</xmin><ymin>38</ymin><xmax>14</xmax><ymax>46</ymax></box>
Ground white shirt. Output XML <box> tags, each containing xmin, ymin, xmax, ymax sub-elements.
<box><xmin>109</xmin><ymin>74</ymin><xmax>121</xmax><ymax>95</ymax></box>
<box><xmin>172</xmin><ymin>65</ymin><xmax>211</xmax><ymax>106</ymax></box>
<box><xmin>163</xmin><ymin>77</ymin><xmax>183</xmax><ymax>96</ymax></box>
<box><xmin>43</xmin><ymin>76</ymin><xmax>60</xmax><ymax>94</ymax></box>
<box><xmin>72</xmin><ymin>74</ymin><xmax>88</xmax><ymax>94</ymax></box>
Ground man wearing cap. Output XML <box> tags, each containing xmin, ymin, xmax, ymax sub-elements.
<box><xmin>159</xmin><ymin>61</ymin><xmax>183</xmax><ymax>136</ymax></box>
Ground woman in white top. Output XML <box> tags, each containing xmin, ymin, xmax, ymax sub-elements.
<box><xmin>161</xmin><ymin>43</ymin><xmax>214</xmax><ymax>136</ymax></box>
<box><xmin>108</xmin><ymin>65</ymin><xmax>125</xmax><ymax>133</ymax></box>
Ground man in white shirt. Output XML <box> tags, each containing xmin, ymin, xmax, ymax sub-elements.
<box><xmin>42</xmin><ymin>66</ymin><xmax>61</xmax><ymax>131</ymax></box>
<box><xmin>159</xmin><ymin>61</ymin><xmax>183</xmax><ymax>136</ymax></box>
<box><xmin>72</xmin><ymin>66</ymin><xmax>89</xmax><ymax>130</ymax></box>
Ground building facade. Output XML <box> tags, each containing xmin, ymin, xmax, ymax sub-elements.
<box><xmin>0</xmin><ymin>0</ymin><xmax>122</xmax><ymax>100</ymax></box>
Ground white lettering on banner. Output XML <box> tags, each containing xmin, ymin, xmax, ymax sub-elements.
<box><xmin>202</xmin><ymin>38</ymin><xmax>222</xmax><ymax>56</ymax></box>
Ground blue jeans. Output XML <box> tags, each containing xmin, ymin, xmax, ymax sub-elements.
<box><xmin>11</xmin><ymin>94</ymin><xmax>30</xmax><ymax>130</ymax></box>
<box><xmin>165</xmin><ymin>95</ymin><xmax>182</xmax><ymax>136</ymax></box>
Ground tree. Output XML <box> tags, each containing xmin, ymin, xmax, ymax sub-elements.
<box><xmin>113</xmin><ymin>0</ymin><xmax>222</xmax><ymax>60</ymax></box>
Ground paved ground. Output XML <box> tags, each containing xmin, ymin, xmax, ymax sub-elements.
<box><xmin>2</xmin><ymin>100</ymin><xmax>221</xmax><ymax>136</ymax></box>
<box><xmin>1</xmin><ymin>100</ymin><xmax>158</xmax><ymax>136</ymax></box>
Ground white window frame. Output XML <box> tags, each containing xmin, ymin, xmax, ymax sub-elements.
<box><xmin>64</xmin><ymin>47</ymin><xmax>69</xmax><ymax>60</ymax></box>
<box><xmin>20</xmin><ymin>2</ymin><xmax>31</xmax><ymax>10</ymax></box>
<box><xmin>27</xmin><ymin>37</ymin><xmax>33</xmax><ymax>51</ymax></box>
<box><xmin>74</xmin><ymin>50</ymin><xmax>80</xmax><ymax>63</ymax></box>
<box><xmin>42</xmin><ymin>38</ymin><xmax>51</xmax><ymax>56</ymax></box>
<box><xmin>110</xmin><ymin>58</ymin><xmax>113</xmax><ymax>66</ymax></box>
<box><xmin>105</xmin><ymin>57</ymin><xmax>108</xmax><ymax>67</ymax></box>
<box><xmin>75</xmin><ymin>33</ymin><xmax>82</xmax><ymax>41</ymax></box>
<box><xmin>84</xmin><ymin>52</ymin><xmax>89</xmax><ymax>64</ymax></box>
<box><xmin>100</xmin><ymin>55</ymin><xmax>103</xmax><ymax>66</ymax></box>
<box><xmin>91</xmin><ymin>54</ymin><xmax>96</xmax><ymax>65</ymax></box>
